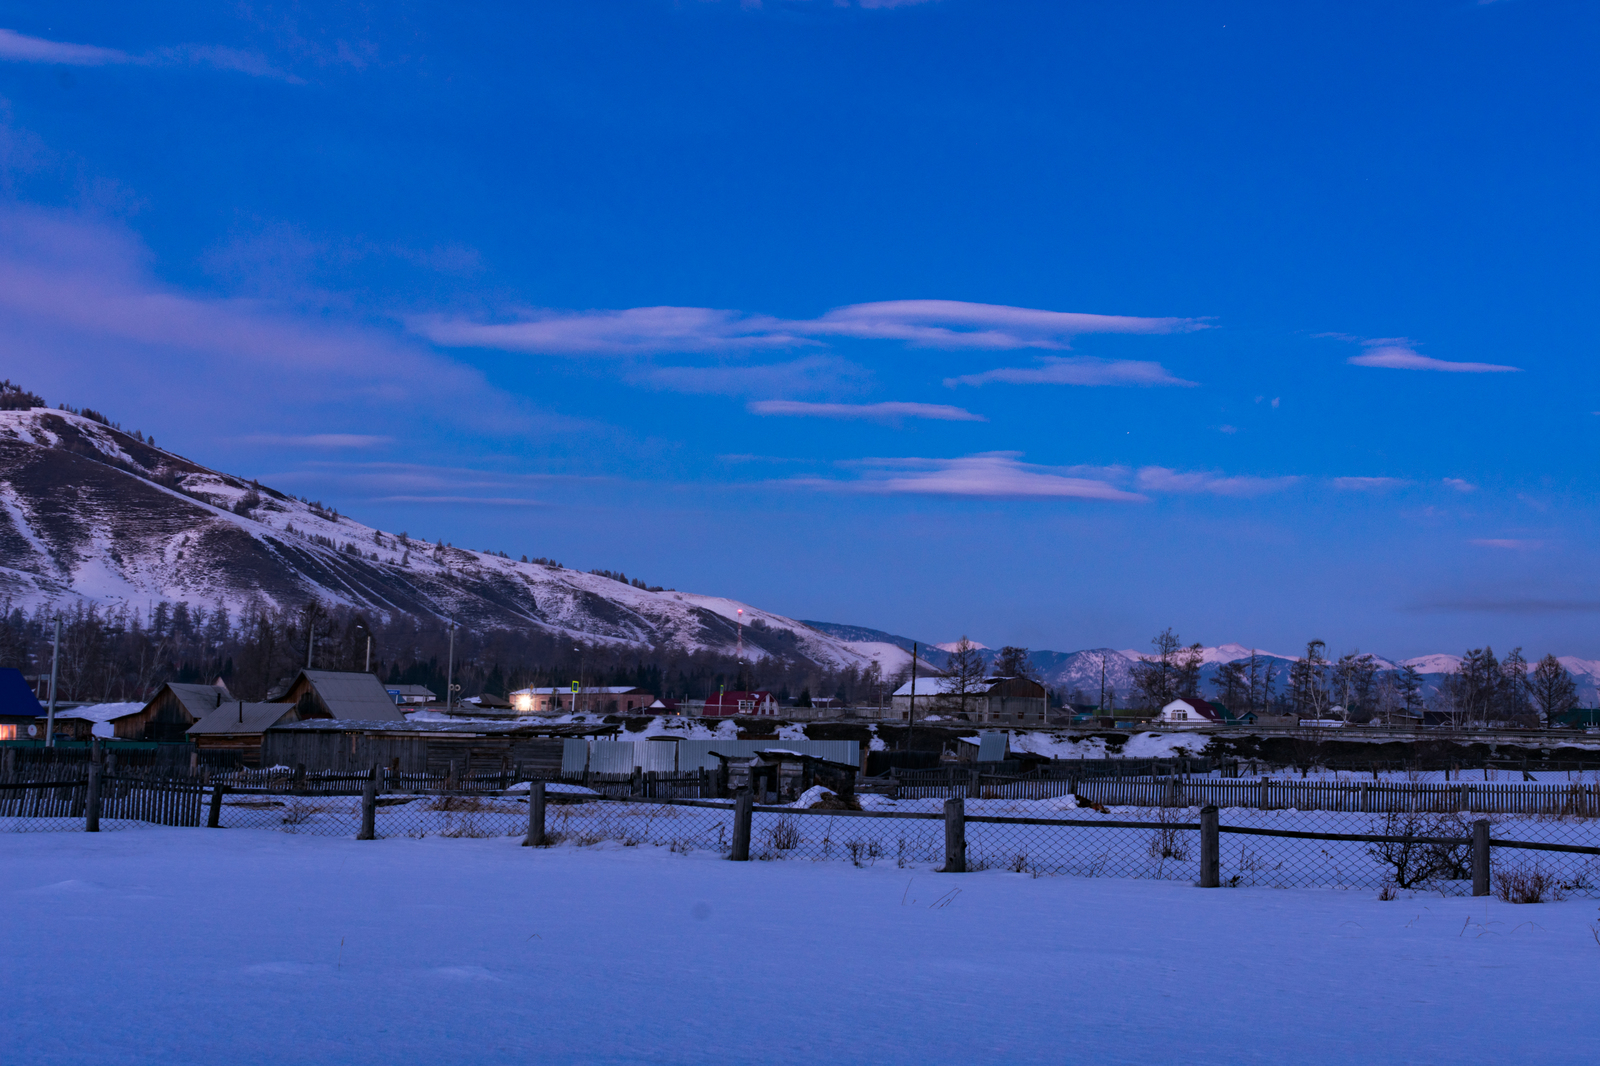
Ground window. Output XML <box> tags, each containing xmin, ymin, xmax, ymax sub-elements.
<box><xmin>0</xmin><ymin>724</ymin><xmax>14</xmax><ymax>740</ymax></box>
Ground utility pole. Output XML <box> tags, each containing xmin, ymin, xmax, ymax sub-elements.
<box><xmin>1099</xmin><ymin>653</ymin><xmax>1107</xmax><ymax>712</ymax></box>
<box><xmin>306</xmin><ymin>616</ymin><xmax>314</xmax><ymax>670</ymax></box>
<box><xmin>905</xmin><ymin>641</ymin><xmax>917</xmax><ymax>752</ymax></box>
<box><xmin>364</xmin><ymin>634</ymin><xmax>372</xmax><ymax>673</ymax></box>
<box><xmin>44</xmin><ymin>614</ymin><xmax>61</xmax><ymax>747</ymax></box>
<box><xmin>445</xmin><ymin>620</ymin><xmax>456</xmax><ymax>712</ymax></box>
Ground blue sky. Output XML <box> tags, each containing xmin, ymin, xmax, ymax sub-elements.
<box><xmin>1</xmin><ymin>1</ymin><xmax>1596</xmax><ymax>657</ymax></box>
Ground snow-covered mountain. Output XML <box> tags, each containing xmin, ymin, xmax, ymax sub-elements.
<box><xmin>0</xmin><ymin>407</ymin><xmax>899</xmax><ymax>673</ymax></box>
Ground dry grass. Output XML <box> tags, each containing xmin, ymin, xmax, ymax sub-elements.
<box><xmin>1495</xmin><ymin>864</ymin><xmax>1563</xmax><ymax>904</ymax></box>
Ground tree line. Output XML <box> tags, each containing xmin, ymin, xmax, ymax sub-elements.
<box><xmin>1121</xmin><ymin>628</ymin><xmax>1581</xmax><ymax>724</ymax></box>
<box><xmin>0</xmin><ymin>598</ymin><xmax>902</xmax><ymax>710</ymax></box>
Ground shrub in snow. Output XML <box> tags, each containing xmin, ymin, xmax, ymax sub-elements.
<box><xmin>1494</xmin><ymin>864</ymin><xmax>1562</xmax><ymax>904</ymax></box>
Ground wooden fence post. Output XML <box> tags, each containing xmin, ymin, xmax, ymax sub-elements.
<box><xmin>942</xmin><ymin>796</ymin><xmax>966</xmax><ymax>873</ymax></box>
<box><xmin>207</xmin><ymin>783</ymin><xmax>227</xmax><ymax>828</ymax></box>
<box><xmin>1472</xmin><ymin>818</ymin><xmax>1491</xmax><ymax>897</ymax></box>
<box><xmin>631</xmin><ymin>766</ymin><xmax>643</xmax><ymax>797</ymax></box>
<box><xmin>1199</xmin><ymin>805</ymin><xmax>1220</xmax><ymax>888</ymax></box>
<box><xmin>523</xmin><ymin>781</ymin><xmax>546</xmax><ymax>847</ymax></box>
<box><xmin>85</xmin><ymin>763</ymin><xmax>102</xmax><ymax>833</ymax></box>
<box><xmin>358</xmin><ymin>766</ymin><xmax>378</xmax><ymax>840</ymax></box>
<box><xmin>730</xmin><ymin>790</ymin><xmax>753</xmax><ymax>861</ymax></box>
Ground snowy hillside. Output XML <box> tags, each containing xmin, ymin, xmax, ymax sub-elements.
<box><xmin>0</xmin><ymin>408</ymin><xmax>888</xmax><ymax>672</ymax></box>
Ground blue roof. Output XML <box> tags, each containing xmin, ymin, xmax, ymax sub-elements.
<box><xmin>0</xmin><ymin>668</ymin><xmax>43</xmax><ymax>717</ymax></box>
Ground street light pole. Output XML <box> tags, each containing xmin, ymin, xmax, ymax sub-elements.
<box><xmin>445</xmin><ymin>619</ymin><xmax>455</xmax><ymax>712</ymax></box>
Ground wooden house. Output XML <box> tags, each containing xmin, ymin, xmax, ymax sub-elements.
<box><xmin>891</xmin><ymin>676</ymin><xmax>1048</xmax><ymax>725</ymax></box>
<box><xmin>273</xmin><ymin>670</ymin><xmax>407</xmax><ymax>721</ymax></box>
<box><xmin>0</xmin><ymin>667</ymin><xmax>42</xmax><ymax>741</ymax></box>
<box><xmin>1158</xmin><ymin>697</ymin><xmax>1222</xmax><ymax>726</ymax></box>
<box><xmin>112</xmin><ymin>681</ymin><xmax>234</xmax><ymax>742</ymax></box>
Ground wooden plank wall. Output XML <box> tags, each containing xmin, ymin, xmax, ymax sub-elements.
<box><xmin>260</xmin><ymin>732</ymin><xmax>566</xmax><ymax>776</ymax></box>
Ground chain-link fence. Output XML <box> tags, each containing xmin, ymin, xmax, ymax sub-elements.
<box><xmin>6</xmin><ymin>774</ymin><xmax>1599</xmax><ymax>899</ymax></box>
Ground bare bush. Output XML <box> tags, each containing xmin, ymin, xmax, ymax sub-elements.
<box><xmin>1378</xmin><ymin>883</ymin><xmax>1398</xmax><ymax>901</ymax></box>
<box><xmin>280</xmin><ymin>799</ymin><xmax>321</xmax><ymax>825</ymax></box>
<box><xmin>1367</xmin><ymin>811</ymin><xmax>1473</xmax><ymax>889</ymax></box>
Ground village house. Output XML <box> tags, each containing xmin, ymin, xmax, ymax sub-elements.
<box><xmin>385</xmin><ymin>684</ymin><xmax>437</xmax><ymax>706</ymax></box>
<box><xmin>891</xmin><ymin>676</ymin><xmax>1047</xmax><ymax>726</ymax></box>
<box><xmin>1157</xmin><ymin>696</ymin><xmax>1223</xmax><ymax>726</ymax></box>
<box><xmin>275</xmin><ymin>670</ymin><xmax>408</xmax><ymax>721</ymax></box>
<box><xmin>701</xmin><ymin>690</ymin><xmax>780</xmax><ymax>717</ymax></box>
<box><xmin>103</xmin><ymin>680</ymin><xmax>236</xmax><ymax>741</ymax></box>
<box><xmin>508</xmin><ymin>686</ymin><xmax>654</xmax><ymax>715</ymax></box>
<box><xmin>0</xmin><ymin>667</ymin><xmax>42</xmax><ymax>741</ymax></box>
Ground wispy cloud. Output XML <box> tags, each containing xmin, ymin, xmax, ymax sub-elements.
<box><xmin>367</xmin><ymin>496</ymin><xmax>544</xmax><ymax>506</ymax></box>
<box><xmin>792</xmin><ymin>453</ymin><xmax>1146</xmax><ymax>502</ymax></box>
<box><xmin>638</xmin><ymin>356</ymin><xmax>868</xmax><ymax>397</ymax></box>
<box><xmin>1346</xmin><ymin>338</ymin><xmax>1519</xmax><ymax>373</ymax></box>
<box><xmin>747</xmin><ymin>400</ymin><xmax>984</xmax><ymax>423</ymax></box>
<box><xmin>0</xmin><ymin>27</ymin><xmax>299</xmax><ymax>81</ymax></box>
<box><xmin>1442</xmin><ymin>478</ymin><xmax>1477</xmax><ymax>492</ymax></box>
<box><xmin>1332</xmin><ymin>476</ymin><xmax>1410</xmax><ymax>491</ymax></box>
<box><xmin>944</xmin><ymin>355</ymin><xmax>1195</xmax><ymax>389</ymax></box>
<box><xmin>1136</xmin><ymin>467</ymin><xmax>1301</xmax><ymax>497</ymax></box>
<box><xmin>414</xmin><ymin>299</ymin><xmax>1204</xmax><ymax>357</ymax></box>
<box><xmin>239</xmin><ymin>434</ymin><xmax>393</xmax><ymax>449</ymax></box>
<box><xmin>0</xmin><ymin>27</ymin><xmax>127</xmax><ymax>65</ymax></box>
<box><xmin>1470</xmin><ymin>538</ymin><xmax>1543</xmax><ymax>550</ymax></box>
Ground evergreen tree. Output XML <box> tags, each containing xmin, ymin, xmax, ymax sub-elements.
<box><xmin>1173</xmin><ymin>642</ymin><xmax>1204</xmax><ymax>699</ymax></box>
<box><xmin>993</xmin><ymin>645</ymin><xmax>1037</xmax><ymax>680</ymax></box>
<box><xmin>1214</xmin><ymin>659</ymin><xmax>1247</xmax><ymax>710</ymax></box>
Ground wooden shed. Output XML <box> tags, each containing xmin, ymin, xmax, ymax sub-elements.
<box><xmin>187</xmin><ymin>702</ymin><xmax>301</xmax><ymax>766</ymax></box>
<box><xmin>263</xmin><ymin>720</ymin><xmax>573</xmax><ymax>777</ymax></box>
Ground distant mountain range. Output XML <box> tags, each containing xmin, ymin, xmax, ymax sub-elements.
<box><xmin>3</xmin><ymin>404</ymin><xmax>1595</xmax><ymax>704</ymax></box>
<box><xmin>800</xmin><ymin>623</ymin><xmax>1600</xmax><ymax>706</ymax></box>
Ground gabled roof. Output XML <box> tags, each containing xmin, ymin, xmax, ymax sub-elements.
<box><xmin>703</xmin><ymin>690</ymin><xmax>775</xmax><ymax>706</ymax></box>
<box><xmin>280</xmin><ymin>670</ymin><xmax>407</xmax><ymax>721</ymax></box>
<box><xmin>891</xmin><ymin>676</ymin><xmax>1031</xmax><ymax>697</ymax></box>
<box><xmin>386</xmin><ymin>684</ymin><xmax>437</xmax><ymax>698</ymax></box>
<box><xmin>510</xmin><ymin>686</ymin><xmax>651</xmax><ymax>696</ymax></box>
<box><xmin>187</xmin><ymin>702</ymin><xmax>299</xmax><ymax>735</ymax></box>
<box><xmin>156</xmin><ymin>682</ymin><xmax>234</xmax><ymax>719</ymax></box>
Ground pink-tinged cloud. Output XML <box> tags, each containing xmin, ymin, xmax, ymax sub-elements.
<box><xmin>638</xmin><ymin>356</ymin><xmax>869</xmax><ymax>397</ymax></box>
<box><xmin>414</xmin><ymin>299</ymin><xmax>1204</xmax><ymax>356</ymax></box>
<box><xmin>1347</xmin><ymin>341</ymin><xmax>1519</xmax><ymax>373</ymax></box>
<box><xmin>793</xmin><ymin>453</ymin><xmax>1145</xmax><ymax>501</ymax></box>
<box><xmin>239</xmin><ymin>434</ymin><xmax>393</xmax><ymax>449</ymax></box>
<box><xmin>0</xmin><ymin>27</ymin><xmax>297</xmax><ymax>81</ymax></box>
<box><xmin>1470</xmin><ymin>538</ymin><xmax>1542</xmax><ymax>550</ymax></box>
<box><xmin>747</xmin><ymin>400</ymin><xmax>985</xmax><ymax>422</ymax></box>
<box><xmin>945</xmin><ymin>355</ymin><xmax>1195</xmax><ymax>388</ymax></box>
<box><xmin>1442</xmin><ymin>478</ymin><xmax>1477</xmax><ymax>492</ymax></box>
<box><xmin>1136</xmin><ymin>467</ymin><xmax>1301</xmax><ymax>497</ymax></box>
<box><xmin>0</xmin><ymin>28</ymin><xmax>129</xmax><ymax>65</ymax></box>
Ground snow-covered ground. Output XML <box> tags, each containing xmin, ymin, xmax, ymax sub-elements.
<box><xmin>3</xmin><ymin>830</ymin><xmax>1597</xmax><ymax>1065</ymax></box>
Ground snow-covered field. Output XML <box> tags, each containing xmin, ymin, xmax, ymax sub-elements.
<box><xmin>3</xmin><ymin>830</ymin><xmax>1598</xmax><ymax>1065</ymax></box>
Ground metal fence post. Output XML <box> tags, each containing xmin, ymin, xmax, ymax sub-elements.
<box><xmin>358</xmin><ymin>766</ymin><xmax>378</xmax><ymax>840</ymax></box>
<box><xmin>523</xmin><ymin>781</ymin><xmax>546</xmax><ymax>847</ymax></box>
<box><xmin>943</xmin><ymin>796</ymin><xmax>966</xmax><ymax>873</ymax></box>
<box><xmin>731</xmin><ymin>790</ymin><xmax>753</xmax><ymax>861</ymax></box>
<box><xmin>1472</xmin><ymin>818</ymin><xmax>1491</xmax><ymax>897</ymax></box>
<box><xmin>1199</xmin><ymin>805</ymin><xmax>1220</xmax><ymax>887</ymax></box>
<box><xmin>85</xmin><ymin>763</ymin><xmax>102</xmax><ymax>833</ymax></box>
<box><xmin>207</xmin><ymin>783</ymin><xmax>226</xmax><ymax>828</ymax></box>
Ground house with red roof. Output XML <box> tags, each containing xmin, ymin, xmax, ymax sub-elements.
<box><xmin>702</xmin><ymin>690</ymin><xmax>779</xmax><ymax>717</ymax></box>
<box><xmin>1158</xmin><ymin>696</ymin><xmax>1222</xmax><ymax>726</ymax></box>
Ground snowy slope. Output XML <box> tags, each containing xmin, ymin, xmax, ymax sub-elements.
<box><xmin>0</xmin><ymin>408</ymin><xmax>883</xmax><ymax>670</ymax></box>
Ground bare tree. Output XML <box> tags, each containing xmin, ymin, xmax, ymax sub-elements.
<box><xmin>943</xmin><ymin>636</ymin><xmax>985</xmax><ymax>718</ymax></box>
<box><xmin>1528</xmin><ymin>653</ymin><xmax>1577</xmax><ymax>726</ymax></box>
<box><xmin>1131</xmin><ymin>628</ymin><xmax>1183</xmax><ymax>710</ymax></box>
